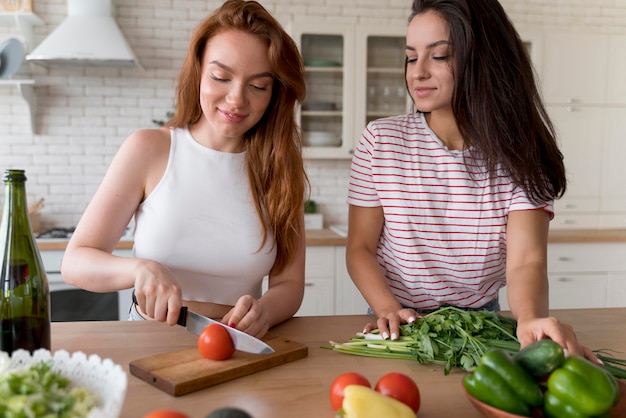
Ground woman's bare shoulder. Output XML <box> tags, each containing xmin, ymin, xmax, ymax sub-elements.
<box><xmin>119</xmin><ymin>127</ymin><xmax>171</xmax><ymax>158</ymax></box>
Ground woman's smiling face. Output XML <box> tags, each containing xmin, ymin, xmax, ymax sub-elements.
<box><xmin>196</xmin><ymin>29</ymin><xmax>274</xmax><ymax>152</ymax></box>
<box><xmin>405</xmin><ymin>10</ymin><xmax>455</xmax><ymax>115</ymax></box>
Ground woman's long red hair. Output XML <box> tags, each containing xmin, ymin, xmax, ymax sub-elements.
<box><xmin>169</xmin><ymin>0</ymin><xmax>308</xmax><ymax>274</ymax></box>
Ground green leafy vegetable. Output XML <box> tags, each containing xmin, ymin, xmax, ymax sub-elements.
<box><xmin>0</xmin><ymin>360</ymin><xmax>100</xmax><ymax>418</ymax></box>
<box><xmin>326</xmin><ymin>306</ymin><xmax>626</xmax><ymax>379</ymax></box>
<box><xmin>328</xmin><ymin>306</ymin><xmax>520</xmax><ymax>375</ymax></box>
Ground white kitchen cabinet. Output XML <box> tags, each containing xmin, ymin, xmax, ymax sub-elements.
<box><xmin>499</xmin><ymin>243</ymin><xmax>626</xmax><ymax>310</ymax></box>
<box><xmin>548</xmin><ymin>273</ymin><xmax>608</xmax><ymax>309</ymax></box>
<box><xmin>540</xmin><ymin>32</ymin><xmax>626</xmax><ymax>227</ymax></box>
<box><xmin>600</xmin><ymin>108</ymin><xmax>626</xmax><ymax>223</ymax></box>
<box><xmin>294</xmin><ymin>246</ymin><xmax>335</xmax><ymax>316</ymax></box>
<box><xmin>289</xmin><ymin>22</ymin><xmax>407</xmax><ymax>159</ymax></box>
<box><xmin>541</xmin><ymin>32</ymin><xmax>609</xmax><ymax>106</ymax></box>
<box><xmin>333</xmin><ymin>246</ymin><xmax>369</xmax><ymax>315</ymax></box>
<box><xmin>605</xmin><ymin>35</ymin><xmax>626</xmax><ymax>106</ymax></box>
<box><xmin>548</xmin><ymin>105</ymin><xmax>603</xmax><ymax>229</ymax></box>
<box><xmin>607</xmin><ymin>273</ymin><xmax>626</xmax><ymax>308</ymax></box>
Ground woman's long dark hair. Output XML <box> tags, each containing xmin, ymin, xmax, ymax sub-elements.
<box><xmin>410</xmin><ymin>0</ymin><xmax>566</xmax><ymax>203</ymax></box>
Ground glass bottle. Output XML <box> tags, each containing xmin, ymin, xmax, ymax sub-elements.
<box><xmin>0</xmin><ymin>169</ymin><xmax>51</xmax><ymax>353</ymax></box>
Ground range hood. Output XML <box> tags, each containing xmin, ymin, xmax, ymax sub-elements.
<box><xmin>26</xmin><ymin>0</ymin><xmax>140</xmax><ymax>68</ymax></box>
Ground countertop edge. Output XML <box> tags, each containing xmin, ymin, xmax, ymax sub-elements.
<box><xmin>36</xmin><ymin>228</ymin><xmax>626</xmax><ymax>251</ymax></box>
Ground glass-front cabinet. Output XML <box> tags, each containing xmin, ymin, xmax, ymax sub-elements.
<box><xmin>289</xmin><ymin>22</ymin><xmax>407</xmax><ymax>159</ymax></box>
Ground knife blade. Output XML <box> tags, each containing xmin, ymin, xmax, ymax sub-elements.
<box><xmin>177</xmin><ymin>306</ymin><xmax>274</xmax><ymax>354</ymax></box>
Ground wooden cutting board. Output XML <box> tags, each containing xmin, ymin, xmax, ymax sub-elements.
<box><xmin>129</xmin><ymin>334</ymin><xmax>308</xmax><ymax>396</ymax></box>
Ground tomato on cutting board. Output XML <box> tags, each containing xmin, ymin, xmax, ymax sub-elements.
<box><xmin>198</xmin><ymin>323</ymin><xmax>236</xmax><ymax>361</ymax></box>
<box><xmin>329</xmin><ymin>372</ymin><xmax>371</xmax><ymax>411</ymax></box>
<box><xmin>374</xmin><ymin>372</ymin><xmax>421</xmax><ymax>413</ymax></box>
<box><xmin>143</xmin><ymin>409</ymin><xmax>190</xmax><ymax>418</ymax></box>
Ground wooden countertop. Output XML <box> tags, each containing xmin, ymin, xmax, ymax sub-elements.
<box><xmin>35</xmin><ymin>228</ymin><xmax>626</xmax><ymax>251</ymax></box>
<box><xmin>50</xmin><ymin>308</ymin><xmax>625</xmax><ymax>418</ymax></box>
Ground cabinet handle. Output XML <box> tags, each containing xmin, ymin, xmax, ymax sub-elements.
<box><xmin>556</xmin><ymin>277</ymin><xmax>573</xmax><ymax>282</ymax></box>
<box><xmin>563</xmin><ymin>203</ymin><xmax>576</xmax><ymax>209</ymax></box>
<box><xmin>305</xmin><ymin>283</ymin><xmax>314</xmax><ymax>287</ymax></box>
<box><xmin>560</xmin><ymin>218</ymin><xmax>575</xmax><ymax>224</ymax></box>
<box><xmin>557</xmin><ymin>256</ymin><xmax>573</xmax><ymax>262</ymax></box>
<box><xmin>566</xmin><ymin>98</ymin><xmax>576</xmax><ymax>104</ymax></box>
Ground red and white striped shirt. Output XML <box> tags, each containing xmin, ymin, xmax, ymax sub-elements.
<box><xmin>347</xmin><ymin>112</ymin><xmax>553</xmax><ymax>310</ymax></box>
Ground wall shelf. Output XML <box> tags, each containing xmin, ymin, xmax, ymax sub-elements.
<box><xmin>1</xmin><ymin>11</ymin><xmax>43</xmax><ymax>134</ymax></box>
<box><xmin>0</xmin><ymin>11</ymin><xmax>44</xmax><ymax>50</ymax></box>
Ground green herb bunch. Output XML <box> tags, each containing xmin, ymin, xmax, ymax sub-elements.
<box><xmin>328</xmin><ymin>306</ymin><xmax>626</xmax><ymax>378</ymax></box>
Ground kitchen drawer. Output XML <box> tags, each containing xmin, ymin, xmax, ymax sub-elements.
<box><xmin>305</xmin><ymin>246</ymin><xmax>335</xmax><ymax>278</ymax></box>
<box><xmin>550</xmin><ymin>213</ymin><xmax>599</xmax><ymax>230</ymax></box>
<box><xmin>554</xmin><ymin>198</ymin><xmax>600</xmax><ymax>213</ymax></box>
<box><xmin>548</xmin><ymin>273</ymin><xmax>607</xmax><ymax>309</ymax></box>
<box><xmin>499</xmin><ymin>273</ymin><xmax>608</xmax><ymax>310</ymax></box>
<box><xmin>548</xmin><ymin>243</ymin><xmax>626</xmax><ymax>272</ymax></box>
<box><xmin>598</xmin><ymin>214</ymin><xmax>626</xmax><ymax>229</ymax></box>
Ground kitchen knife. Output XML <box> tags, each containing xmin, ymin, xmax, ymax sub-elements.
<box><xmin>177</xmin><ymin>306</ymin><xmax>274</xmax><ymax>354</ymax></box>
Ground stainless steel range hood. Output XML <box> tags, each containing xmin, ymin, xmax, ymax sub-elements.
<box><xmin>26</xmin><ymin>0</ymin><xmax>140</xmax><ymax>68</ymax></box>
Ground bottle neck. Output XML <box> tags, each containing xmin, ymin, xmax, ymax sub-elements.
<box><xmin>1</xmin><ymin>170</ymin><xmax>34</xmax><ymax>251</ymax></box>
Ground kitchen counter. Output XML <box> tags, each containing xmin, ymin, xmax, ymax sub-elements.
<box><xmin>50</xmin><ymin>308</ymin><xmax>626</xmax><ymax>418</ymax></box>
<box><xmin>36</xmin><ymin>228</ymin><xmax>626</xmax><ymax>251</ymax></box>
<box><xmin>36</xmin><ymin>239</ymin><xmax>134</xmax><ymax>251</ymax></box>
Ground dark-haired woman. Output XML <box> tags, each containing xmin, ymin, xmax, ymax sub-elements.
<box><xmin>347</xmin><ymin>0</ymin><xmax>596</xmax><ymax>360</ymax></box>
<box><xmin>62</xmin><ymin>0</ymin><xmax>308</xmax><ymax>338</ymax></box>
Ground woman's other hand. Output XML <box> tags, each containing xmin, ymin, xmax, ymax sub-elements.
<box><xmin>362</xmin><ymin>308</ymin><xmax>419</xmax><ymax>341</ymax></box>
<box><xmin>222</xmin><ymin>295</ymin><xmax>270</xmax><ymax>339</ymax></box>
<box><xmin>516</xmin><ymin>316</ymin><xmax>599</xmax><ymax>364</ymax></box>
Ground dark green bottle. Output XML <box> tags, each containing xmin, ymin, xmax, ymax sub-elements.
<box><xmin>0</xmin><ymin>169</ymin><xmax>51</xmax><ymax>354</ymax></box>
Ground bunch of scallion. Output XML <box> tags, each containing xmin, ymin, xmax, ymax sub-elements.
<box><xmin>326</xmin><ymin>306</ymin><xmax>626</xmax><ymax>378</ymax></box>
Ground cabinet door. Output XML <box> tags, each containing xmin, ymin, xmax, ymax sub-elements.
<box><xmin>334</xmin><ymin>246</ymin><xmax>369</xmax><ymax>315</ymax></box>
<box><xmin>290</xmin><ymin>23</ymin><xmax>356</xmax><ymax>159</ymax></box>
<box><xmin>354</xmin><ymin>26</ymin><xmax>407</xmax><ymax>151</ymax></box>
<box><xmin>262</xmin><ymin>246</ymin><xmax>335</xmax><ymax>316</ymax></box>
<box><xmin>548</xmin><ymin>105</ymin><xmax>603</xmax><ymax>215</ymax></box>
<box><xmin>607</xmin><ymin>273</ymin><xmax>626</xmax><ymax>308</ymax></box>
<box><xmin>601</xmin><ymin>108</ymin><xmax>626</xmax><ymax>213</ymax></box>
<box><xmin>296</xmin><ymin>246</ymin><xmax>335</xmax><ymax>316</ymax></box>
<box><xmin>497</xmin><ymin>275</ymin><xmax>608</xmax><ymax>311</ymax></box>
<box><xmin>548</xmin><ymin>273</ymin><xmax>607</xmax><ymax>309</ymax></box>
<box><xmin>289</xmin><ymin>22</ymin><xmax>406</xmax><ymax>159</ymax></box>
<box><xmin>541</xmin><ymin>33</ymin><xmax>608</xmax><ymax>105</ymax></box>
<box><xmin>605</xmin><ymin>35</ymin><xmax>626</xmax><ymax>106</ymax></box>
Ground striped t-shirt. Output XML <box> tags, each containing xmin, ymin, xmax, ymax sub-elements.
<box><xmin>347</xmin><ymin>112</ymin><xmax>553</xmax><ymax>310</ymax></box>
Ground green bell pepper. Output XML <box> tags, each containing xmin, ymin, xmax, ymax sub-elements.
<box><xmin>464</xmin><ymin>349</ymin><xmax>543</xmax><ymax>416</ymax></box>
<box><xmin>544</xmin><ymin>355</ymin><xmax>619</xmax><ymax>418</ymax></box>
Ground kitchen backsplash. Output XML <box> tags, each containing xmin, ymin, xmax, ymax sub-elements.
<box><xmin>2</xmin><ymin>0</ymin><xmax>626</xmax><ymax>230</ymax></box>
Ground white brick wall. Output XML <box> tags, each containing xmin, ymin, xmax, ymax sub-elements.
<box><xmin>2</xmin><ymin>0</ymin><xmax>626</xmax><ymax>229</ymax></box>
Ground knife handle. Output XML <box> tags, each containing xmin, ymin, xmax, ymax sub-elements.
<box><xmin>177</xmin><ymin>306</ymin><xmax>188</xmax><ymax>327</ymax></box>
<box><xmin>133</xmin><ymin>289</ymin><xmax>188</xmax><ymax>327</ymax></box>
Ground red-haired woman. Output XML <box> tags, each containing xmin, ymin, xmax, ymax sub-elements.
<box><xmin>63</xmin><ymin>0</ymin><xmax>308</xmax><ymax>338</ymax></box>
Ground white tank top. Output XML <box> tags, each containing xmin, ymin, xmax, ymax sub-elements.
<box><xmin>132</xmin><ymin>127</ymin><xmax>276</xmax><ymax>305</ymax></box>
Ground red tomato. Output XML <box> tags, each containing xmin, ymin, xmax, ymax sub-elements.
<box><xmin>197</xmin><ymin>323</ymin><xmax>235</xmax><ymax>361</ymax></box>
<box><xmin>143</xmin><ymin>410</ymin><xmax>190</xmax><ymax>418</ymax></box>
<box><xmin>374</xmin><ymin>372</ymin><xmax>421</xmax><ymax>413</ymax></box>
<box><xmin>329</xmin><ymin>372</ymin><xmax>371</xmax><ymax>411</ymax></box>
